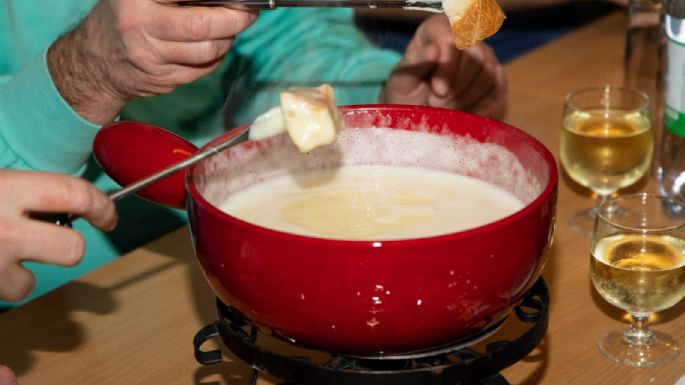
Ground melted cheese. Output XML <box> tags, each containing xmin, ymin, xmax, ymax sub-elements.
<box><xmin>219</xmin><ymin>165</ymin><xmax>523</xmax><ymax>241</ymax></box>
<box><xmin>281</xmin><ymin>84</ymin><xmax>342</xmax><ymax>152</ymax></box>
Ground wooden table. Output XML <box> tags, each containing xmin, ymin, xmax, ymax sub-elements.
<box><xmin>3</xmin><ymin>11</ymin><xmax>683</xmax><ymax>385</ymax></box>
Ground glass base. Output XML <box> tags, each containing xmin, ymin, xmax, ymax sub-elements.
<box><xmin>568</xmin><ymin>208</ymin><xmax>596</xmax><ymax>236</ymax></box>
<box><xmin>599</xmin><ymin>330</ymin><xmax>680</xmax><ymax>367</ymax></box>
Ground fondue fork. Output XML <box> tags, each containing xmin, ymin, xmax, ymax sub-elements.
<box><xmin>177</xmin><ymin>0</ymin><xmax>443</xmax><ymax>11</ymax></box>
<box><xmin>33</xmin><ymin>126</ymin><xmax>251</xmax><ymax>228</ymax></box>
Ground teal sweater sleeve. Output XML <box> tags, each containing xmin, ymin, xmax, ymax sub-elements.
<box><xmin>0</xmin><ymin>50</ymin><xmax>99</xmax><ymax>173</ymax></box>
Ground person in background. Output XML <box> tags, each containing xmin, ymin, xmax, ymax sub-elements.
<box><xmin>381</xmin><ymin>14</ymin><xmax>505</xmax><ymax>117</ymax></box>
<box><xmin>0</xmin><ymin>2</ymin><xmax>505</xmax><ymax>307</ymax></box>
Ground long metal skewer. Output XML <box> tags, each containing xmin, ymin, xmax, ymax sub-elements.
<box><xmin>177</xmin><ymin>0</ymin><xmax>443</xmax><ymax>11</ymax></box>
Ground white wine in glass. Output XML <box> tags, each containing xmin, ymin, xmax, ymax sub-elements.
<box><xmin>560</xmin><ymin>86</ymin><xmax>653</xmax><ymax>235</ymax></box>
<box><xmin>591</xmin><ymin>193</ymin><xmax>685</xmax><ymax>366</ymax></box>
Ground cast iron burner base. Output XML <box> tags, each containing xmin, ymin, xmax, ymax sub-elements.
<box><xmin>194</xmin><ymin>278</ymin><xmax>548</xmax><ymax>385</ymax></box>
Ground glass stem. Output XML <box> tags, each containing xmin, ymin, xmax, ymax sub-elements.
<box><xmin>623</xmin><ymin>313</ymin><xmax>656</xmax><ymax>346</ymax></box>
<box><xmin>593</xmin><ymin>193</ymin><xmax>612</xmax><ymax>216</ymax></box>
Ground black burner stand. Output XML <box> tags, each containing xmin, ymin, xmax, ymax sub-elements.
<box><xmin>194</xmin><ymin>278</ymin><xmax>549</xmax><ymax>385</ymax></box>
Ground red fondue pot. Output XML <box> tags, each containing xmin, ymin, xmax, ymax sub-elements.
<box><xmin>94</xmin><ymin>105</ymin><xmax>557</xmax><ymax>354</ymax></box>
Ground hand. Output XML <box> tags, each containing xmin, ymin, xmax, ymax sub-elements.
<box><xmin>0</xmin><ymin>170</ymin><xmax>117</xmax><ymax>301</ymax></box>
<box><xmin>0</xmin><ymin>365</ymin><xmax>16</xmax><ymax>385</ymax></box>
<box><xmin>380</xmin><ymin>14</ymin><xmax>506</xmax><ymax>118</ymax></box>
<box><xmin>48</xmin><ymin>0</ymin><xmax>258</xmax><ymax>125</ymax></box>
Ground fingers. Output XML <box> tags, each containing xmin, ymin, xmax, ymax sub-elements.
<box><xmin>0</xmin><ymin>365</ymin><xmax>17</xmax><ymax>385</ymax></box>
<box><xmin>382</xmin><ymin>39</ymin><xmax>439</xmax><ymax>104</ymax></box>
<box><xmin>0</xmin><ymin>219</ymin><xmax>87</xmax><ymax>267</ymax></box>
<box><xmin>123</xmin><ymin>60</ymin><xmax>224</xmax><ymax>96</ymax></box>
<box><xmin>449</xmin><ymin>45</ymin><xmax>487</xmax><ymax>100</ymax></box>
<box><xmin>430</xmin><ymin>44</ymin><xmax>460</xmax><ymax>99</ymax></box>
<box><xmin>420</xmin><ymin>15</ymin><xmax>460</xmax><ymax>99</ymax></box>
<box><xmin>0</xmin><ymin>170</ymin><xmax>117</xmax><ymax>231</ymax></box>
<box><xmin>423</xmin><ymin>42</ymin><xmax>506</xmax><ymax>116</ymax></box>
<box><xmin>152</xmin><ymin>39</ymin><xmax>234</xmax><ymax>66</ymax></box>
<box><xmin>59</xmin><ymin>0</ymin><xmax>259</xmax><ymax>121</ymax></box>
<box><xmin>463</xmin><ymin>58</ymin><xmax>507</xmax><ymax>117</ymax></box>
<box><xmin>0</xmin><ymin>261</ymin><xmax>34</xmax><ymax>302</ymax></box>
<box><xmin>0</xmin><ymin>170</ymin><xmax>117</xmax><ymax>302</ymax></box>
<box><xmin>456</xmin><ymin>45</ymin><xmax>507</xmax><ymax>114</ymax></box>
<box><xmin>147</xmin><ymin>4</ymin><xmax>257</xmax><ymax>42</ymax></box>
<box><xmin>400</xmin><ymin>15</ymin><xmax>507</xmax><ymax>113</ymax></box>
<box><xmin>396</xmin><ymin>43</ymin><xmax>439</xmax><ymax>90</ymax></box>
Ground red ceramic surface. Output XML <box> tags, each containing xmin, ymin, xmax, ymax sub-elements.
<box><xmin>185</xmin><ymin>105</ymin><xmax>558</xmax><ymax>354</ymax></box>
<box><xmin>93</xmin><ymin>121</ymin><xmax>198</xmax><ymax>209</ymax></box>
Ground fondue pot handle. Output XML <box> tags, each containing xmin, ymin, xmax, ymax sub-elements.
<box><xmin>193</xmin><ymin>322</ymin><xmax>223</xmax><ymax>365</ymax></box>
<box><xmin>31</xmin><ymin>121</ymin><xmax>248</xmax><ymax>226</ymax></box>
<box><xmin>93</xmin><ymin>121</ymin><xmax>252</xmax><ymax>209</ymax></box>
<box><xmin>29</xmin><ymin>122</ymin><xmax>201</xmax><ymax>226</ymax></box>
<box><xmin>93</xmin><ymin>121</ymin><xmax>201</xmax><ymax>210</ymax></box>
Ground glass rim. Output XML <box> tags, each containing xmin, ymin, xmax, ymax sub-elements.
<box><xmin>596</xmin><ymin>193</ymin><xmax>685</xmax><ymax>233</ymax></box>
<box><xmin>564</xmin><ymin>85</ymin><xmax>651</xmax><ymax>113</ymax></box>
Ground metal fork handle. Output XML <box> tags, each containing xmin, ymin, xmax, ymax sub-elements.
<box><xmin>178</xmin><ymin>0</ymin><xmax>442</xmax><ymax>10</ymax></box>
<box><xmin>178</xmin><ymin>0</ymin><xmax>277</xmax><ymax>9</ymax></box>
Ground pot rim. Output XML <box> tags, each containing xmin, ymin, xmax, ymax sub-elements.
<box><xmin>185</xmin><ymin>104</ymin><xmax>558</xmax><ymax>246</ymax></box>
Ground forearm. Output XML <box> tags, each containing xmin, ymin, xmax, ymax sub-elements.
<box><xmin>48</xmin><ymin>16</ymin><xmax>127</xmax><ymax>125</ymax></box>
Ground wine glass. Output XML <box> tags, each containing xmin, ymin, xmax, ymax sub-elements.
<box><xmin>560</xmin><ymin>85</ymin><xmax>654</xmax><ymax>235</ymax></box>
<box><xmin>591</xmin><ymin>193</ymin><xmax>685</xmax><ymax>366</ymax></box>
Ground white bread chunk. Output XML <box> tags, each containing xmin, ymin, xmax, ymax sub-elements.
<box><xmin>279</xmin><ymin>84</ymin><xmax>343</xmax><ymax>153</ymax></box>
<box><xmin>248</xmin><ymin>106</ymin><xmax>285</xmax><ymax>141</ymax></box>
<box><xmin>442</xmin><ymin>0</ymin><xmax>505</xmax><ymax>49</ymax></box>
<box><xmin>248</xmin><ymin>84</ymin><xmax>343</xmax><ymax>153</ymax></box>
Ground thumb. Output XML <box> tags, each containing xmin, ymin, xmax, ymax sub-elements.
<box><xmin>384</xmin><ymin>44</ymin><xmax>439</xmax><ymax>100</ymax></box>
<box><xmin>0</xmin><ymin>366</ymin><xmax>17</xmax><ymax>385</ymax></box>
